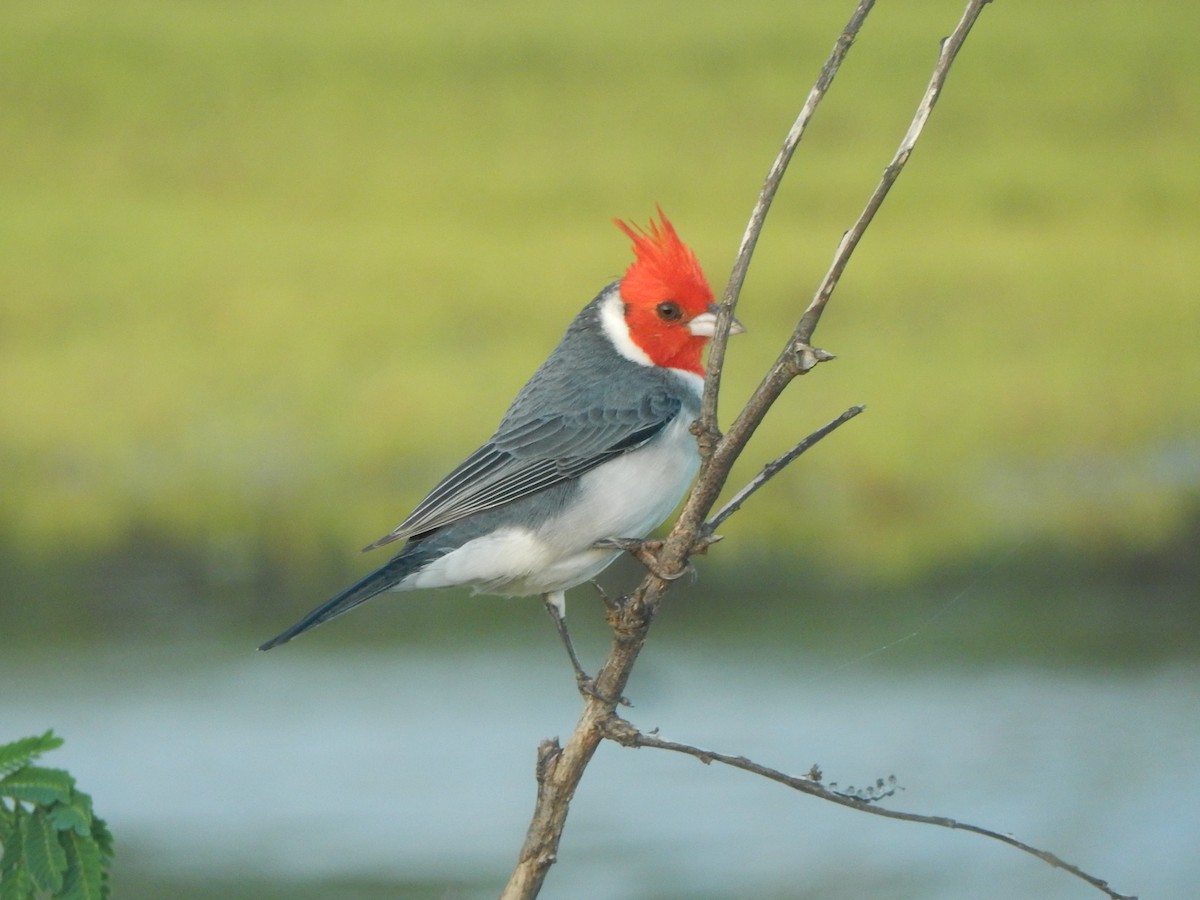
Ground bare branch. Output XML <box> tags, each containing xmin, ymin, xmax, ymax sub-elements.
<box><xmin>502</xmin><ymin>613</ymin><xmax>655</xmax><ymax>897</ymax></box>
<box><xmin>699</xmin><ymin>0</ymin><xmax>878</xmax><ymax>439</ymax></box>
<box><xmin>684</xmin><ymin>0</ymin><xmax>997</xmax><ymax>547</ymax></box>
<box><xmin>503</xmin><ymin>3</ymin><xmax>1003</xmax><ymax>897</ymax></box>
<box><xmin>705</xmin><ymin>404</ymin><xmax>865</xmax><ymax>533</ymax></box>
<box><xmin>797</xmin><ymin>0</ymin><xmax>994</xmax><ymax>344</ymax></box>
<box><xmin>601</xmin><ymin>718</ymin><xmax>1139</xmax><ymax>900</ymax></box>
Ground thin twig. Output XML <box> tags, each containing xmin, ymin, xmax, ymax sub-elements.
<box><xmin>700</xmin><ymin>0</ymin><xmax>878</xmax><ymax>438</ymax></box>
<box><xmin>676</xmin><ymin>0</ymin><xmax>995</xmax><ymax>553</ymax></box>
<box><xmin>601</xmin><ymin>719</ymin><xmax>1138</xmax><ymax>900</ymax></box>
<box><xmin>797</xmin><ymin>0</ymin><xmax>994</xmax><ymax>344</ymax></box>
<box><xmin>706</xmin><ymin>404</ymin><xmax>865</xmax><ymax>533</ymax></box>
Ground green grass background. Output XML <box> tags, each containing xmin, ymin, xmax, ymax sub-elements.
<box><xmin>2</xmin><ymin>0</ymin><xmax>1198</xmax><ymax>640</ymax></box>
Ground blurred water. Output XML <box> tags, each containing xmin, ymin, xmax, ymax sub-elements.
<box><xmin>1</xmin><ymin>638</ymin><xmax>1194</xmax><ymax>899</ymax></box>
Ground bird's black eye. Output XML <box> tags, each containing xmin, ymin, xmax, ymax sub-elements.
<box><xmin>656</xmin><ymin>301</ymin><xmax>683</xmax><ymax>322</ymax></box>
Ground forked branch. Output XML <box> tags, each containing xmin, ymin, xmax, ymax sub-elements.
<box><xmin>700</xmin><ymin>0</ymin><xmax>879</xmax><ymax>431</ymax></box>
<box><xmin>686</xmin><ymin>0</ymin><xmax>998</xmax><ymax>540</ymax></box>
<box><xmin>499</xmin><ymin>4</ymin><xmax>1132</xmax><ymax>900</ymax></box>
<box><xmin>705</xmin><ymin>404</ymin><xmax>865</xmax><ymax>534</ymax></box>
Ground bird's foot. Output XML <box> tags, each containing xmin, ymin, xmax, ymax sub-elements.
<box><xmin>574</xmin><ymin>670</ymin><xmax>631</xmax><ymax>707</ymax></box>
<box><xmin>588</xmin><ymin>579</ymin><xmax>621</xmax><ymax>612</ymax></box>
<box><xmin>593</xmin><ymin>537</ymin><xmax>695</xmax><ymax>582</ymax></box>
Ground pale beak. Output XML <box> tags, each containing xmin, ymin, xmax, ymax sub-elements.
<box><xmin>688</xmin><ymin>304</ymin><xmax>746</xmax><ymax>338</ymax></box>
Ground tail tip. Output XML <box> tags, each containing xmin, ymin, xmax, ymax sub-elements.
<box><xmin>257</xmin><ymin>634</ymin><xmax>288</xmax><ymax>652</ymax></box>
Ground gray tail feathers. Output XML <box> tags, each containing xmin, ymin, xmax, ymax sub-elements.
<box><xmin>257</xmin><ymin>555</ymin><xmax>415</xmax><ymax>651</ymax></box>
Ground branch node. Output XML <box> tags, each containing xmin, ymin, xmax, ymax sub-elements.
<box><xmin>604</xmin><ymin>588</ymin><xmax>658</xmax><ymax>640</ymax></box>
<box><xmin>705</xmin><ymin>404</ymin><xmax>865</xmax><ymax>533</ymax></box>
<box><xmin>596</xmin><ymin>714</ymin><xmax>641</xmax><ymax>747</ymax></box>
<box><xmin>535</xmin><ymin>739</ymin><xmax>561</xmax><ymax>784</ymax></box>
<box><xmin>788</xmin><ymin>342</ymin><xmax>836</xmax><ymax>376</ymax></box>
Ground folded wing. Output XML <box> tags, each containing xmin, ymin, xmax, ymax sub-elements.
<box><xmin>362</xmin><ymin>389</ymin><xmax>683</xmax><ymax>551</ymax></box>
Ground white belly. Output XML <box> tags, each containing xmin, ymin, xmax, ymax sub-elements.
<box><xmin>404</xmin><ymin>409</ymin><xmax>700</xmax><ymax>597</ymax></box>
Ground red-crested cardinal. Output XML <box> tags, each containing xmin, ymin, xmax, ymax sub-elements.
<box><xmin>259</xmin><ymin>211</ymin><xmax>743</xmax><ymax>683</ymax></box>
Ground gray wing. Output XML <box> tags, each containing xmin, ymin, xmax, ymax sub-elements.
<box><xmin>362</xmin><ymin>389</ymin><xmax>683</xmax><ymax>551</ymax></box>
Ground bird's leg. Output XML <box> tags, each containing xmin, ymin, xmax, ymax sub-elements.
<box><xmin>542</xmin><ymin>592</ymin><xmax>629</xmax><ymax>706</ymax></box>
<box><xmin>543</xmin><ymin>592</ymin><xmax>590</xmax><ymax>684</ymax></box>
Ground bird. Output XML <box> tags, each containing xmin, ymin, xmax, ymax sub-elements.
<box><xmin>258</xmin><ymin>210</ymin><xmax>743</xmax><ymax>685</ymax></box>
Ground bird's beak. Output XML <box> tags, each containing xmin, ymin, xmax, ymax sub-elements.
<box><xmin>689</xmin><ymin>304</ymin><xmax>746</xmax><ymax>338</ymax></box>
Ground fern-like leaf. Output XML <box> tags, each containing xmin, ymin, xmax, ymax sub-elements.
<box><xmin>0</xmin><ymin>857</ymin><xmax>33</xmax><ymax>900</ymax></box>
<box><xmin>0</xmin><ymin>734</ymin><xmax>63</xmax><ymax>779</ymax></box>
<box><xmin>89</xmin><ymin>816</ymin><xmax>113</xmax><ymax>866</ymax></box>
<box><xmin>0</xmin><ymin>734</ymin><xmax>112</xmax><ymax>899</ymax></box>
<box><xmin>59</xmin><ymin>829</ymin><xmax>105</xmax><ymax>900</ymax></box>
<box><xmin>48</xmin><ymin>791</ymin><xmax>93</xmax><ymax>837</ymax></box>
<box><xmin>0</xmin><ymin>767</ymin><xmax>75</xmax><ymax>808</ymax></box>
<box><xmin>20</xmin><ymin>808</ymin><xmax>66</xmax><ymax>894</ymax></box>
<box><xmin>0</xmin><ymin>805</ymin><xmax>30</xmax><ymax>900</ymax></box>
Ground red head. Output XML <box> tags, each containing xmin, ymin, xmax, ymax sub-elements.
<box><xmin>615</xmin><ymin>209</ymin><xmax>721</xmax><ymax>376</ymax></box>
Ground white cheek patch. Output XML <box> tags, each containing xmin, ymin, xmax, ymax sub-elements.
<box><xmin>597</xmin><ymin>291</ymin><xmax>653</xmax><ymax>367</ymax></box>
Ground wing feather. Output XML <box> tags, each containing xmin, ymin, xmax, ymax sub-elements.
<box><xmin>362</xmin><ymin>389</ymin><xmax>683</xmax><ymax>551</ymax></box>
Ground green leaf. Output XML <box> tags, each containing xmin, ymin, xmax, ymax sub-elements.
<box><xmin>0</xmin><ymin>767</ymin><xmax>75</xmax><ymax>807</ymax></box>
<box><xmin>0</xmin><ymin>858</ymin><xmax>34</xmax><ymax>900</ymax></box>
<box><xmin>0</xmin><ymin>733</ymin><xmax>63</xmax><ymax>779</ymax></box>
<box><xmin>0</xmin><ymin>737</ymin><xmax>112</xmax><ymax>899</ymax></box>
<box><xmin>1</xmin><ymin>802</ymin><xmax>21</xmax><ymax>862</ymax></box>
<box><xmin>48</xmin><ymin>790</ymin><xmax>94</xmax><ymax>836</ymax></box>
<box><xmin>0</xmin><ymin>812</ymin><xmax>28</xmax><ymax>900</ymax></box>
<box><xmin>19</xmin><ymin>808</ymin><xmax>66</xmax><ymax>894</ymax></box>
<box><xmin>59</xmin><ymin>829</ymin><xmax>105</xmax><ymax>900</ymax></box>
<box><xmin>89</xmin><ymin>816</ymin><xmax>114</xmax><ymax>863</ymax></box>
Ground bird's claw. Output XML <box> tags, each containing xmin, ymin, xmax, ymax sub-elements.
<box><xmin>575</xmin><ymin>671</ymin><xmax>631</xmax><ymax>707</ymax></box>
<box><xmin>588</xmin><ymin>579</ymin><xmax>623</xmax><ymax>612</ymax></box>
<box><xmin>594</xmin><ymin>537</ymin><xmax>694</xmax><ymax>582</ymax></box>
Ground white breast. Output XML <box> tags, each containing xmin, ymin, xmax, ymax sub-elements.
<box><xmin>555</xmin><ymin>408</ymin><xmax>699</xmax><ymax>544</ymax></box>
